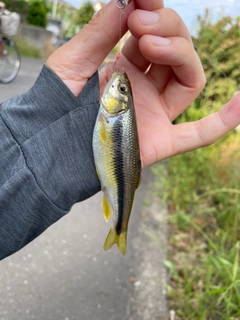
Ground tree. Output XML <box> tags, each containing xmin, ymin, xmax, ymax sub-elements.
<box><xmin>76</xmin><ymin>1</ymin><xmax>94</xmax><ymax>29</ymax></box>
<box><xmin>48</xmin><ymin>2</ymin><xmax>78</xmax><ymax>38</ymax></box>
<box><xmin>195</xmin><ymin>11</ymin><xmax>240</xmax><ymax>83</ymax></box>
<box><xmin>27</xmin><ymin>0</ymin><xmax>48</xmax><ymax>28</ymax></box>
<box><xmin>177</xmin><ymin>11</ymin><xmax>240</xmax><ymax>123</ymax></box>
<box><xmin>3</xmin><ymin>0</ymin><xmax>29</xmax><ymax>22</ymax></box>
<box><xmin>3</xmin><ymin>0</ymin><xmax>28</xmax><ymax>12</ymax></box>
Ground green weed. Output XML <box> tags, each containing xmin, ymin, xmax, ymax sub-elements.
<box><xmin>14</xmin><ymin>38</ymin><xmax>43</xmax><ymax>59</ymax></box>
<box><xmin>155</xmin><ymin>14</ymin><xmax>240</xmax><ymax>318</ymax></box>
<box><xmin>154</xmin><ymin>134</ymin><xmax>240</xmax><ymax>319</ymax></box>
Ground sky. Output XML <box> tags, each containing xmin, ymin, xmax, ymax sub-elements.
<box><xmin>66</xmin><ymin>0</ymin><xmax>240</xmax><ymax>34</ymax></box>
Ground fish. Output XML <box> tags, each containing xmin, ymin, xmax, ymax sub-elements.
<box><xmin>92</xmin><ymin>71</ymin><xmax>141</xmax><ymax>255</ymax></box>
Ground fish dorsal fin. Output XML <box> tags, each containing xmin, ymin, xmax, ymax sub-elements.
<box><xmin>136</xmin><ymin>173</ymin><xmax>141</xmax><ymax>189</ymax></box>
<box><xmin>102</xmin><ymin>194</ymin><xmax>112</xmax><ymax>222</ymax></box>
<box><xmin>136</xmin><ymin>159</ymin><xmax>142</xmax><ymax>189</ymax></box>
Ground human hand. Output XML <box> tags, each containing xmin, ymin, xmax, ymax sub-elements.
<box><xmin>47</xmin><ymin>0</ymin><xmax>240</xmax><ymax>168</ymax></box>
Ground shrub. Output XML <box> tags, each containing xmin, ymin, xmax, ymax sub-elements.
<box><xmin>27</xmin><ymin>0</ymin><xmax>47</xmax><ymax>28</ymax></box>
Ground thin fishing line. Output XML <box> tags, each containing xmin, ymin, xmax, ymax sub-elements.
<box><xmin>113</xmin><ymin>1</ymin><xmax>127</xmax><ymax>72</ymax></box>
<box><xmin>119</xmin><ymin>6</ymin><xmax>122</xmax><ymax>54</ymax></box>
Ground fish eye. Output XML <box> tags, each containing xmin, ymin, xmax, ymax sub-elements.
<box><xmin>118</xmin><ymin>83</ymin><xmax>128</xmax><ymax>93</ymax></box>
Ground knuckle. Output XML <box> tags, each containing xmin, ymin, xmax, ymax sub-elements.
<box><xmin>195</xmin><ymin>120</ymin><xmax>210</xmax><ymax>147</ymax></box>
<box><xmin>196</xmin><ymin>72</ymin><xmax>207</xmax><ymax>91</ymax></box>
<box><xmin>162</xmin><ymin>7</ymin><xmax>182</xmax><ymax>25</ymax></box>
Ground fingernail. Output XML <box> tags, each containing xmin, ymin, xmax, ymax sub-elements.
<box><xmin>136</xmin><ymin>10</ymin><xmax>159</xmax><ymax>26</ymax></box>
<box><xmin>150</xmin><ymin>35</ymin><xmax>171</xmax><ymax>46</ymax></box>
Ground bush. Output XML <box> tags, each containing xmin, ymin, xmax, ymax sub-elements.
<box><xmin>27</xmin><ymin>0</ymin><xmax>47</xmax><ymax>28</ymax></box>
<box><xmin>176</xmin><ymin>11</ymin><xmax>240</xmax><ymax>124</ymax></box>
<box><xmin>3</xmin><ymin>0</ymin><xmax>29</xmax><ymax>22</ymax></box>
<box><xmin>157</xmin><ymin>11</ymin><xmax>240</xmax><ymax>319</ymax></box>
<box><xmin>76</xmin><ymin>1</ymin><xmax>94</xmax><ymax>28</ymax></box>
<box><xmin>3</xmin><ymin>0</ymin><xmax>28</xmax><ymax>13</ymax></box>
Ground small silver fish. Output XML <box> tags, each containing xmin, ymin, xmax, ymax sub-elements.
<box><xmin>92</xmin><ymin>71</ymin><xmax>141</xmax><ymax>255</ymax></box>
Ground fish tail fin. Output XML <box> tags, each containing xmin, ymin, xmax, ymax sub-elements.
<box><xmin>103</xmin><ymin>228</ymin><xmax>127</xmax><ymax>255</ymax></box>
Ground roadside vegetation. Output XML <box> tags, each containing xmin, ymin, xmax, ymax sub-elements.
<box><xmin>3</xmin><ymin>0</ymin><xmax>95</xmax><ymax>38</ymax></box>
<box><xmin>155</xmin><ymin>12</ymin><xmax>240</xmax><ymax>319</ymax></box>
<box><xmin>14</xmin><ymin>39</ymin><xmax>43</xmax><ymax>59</ymax></box>
<box><xmin>3</xmin><ymin>0</ymin><xmax>95</xmax><ymax>59</ymax></box>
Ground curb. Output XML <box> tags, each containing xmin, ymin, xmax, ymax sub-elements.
<box><xmin>126</xmin><ymin>165</ymin><xmax>169</xmax><ymax>319</ymax></box>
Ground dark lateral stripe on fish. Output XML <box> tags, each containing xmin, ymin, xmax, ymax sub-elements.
<box><xmin>113</xmin><ymin>123</ymin><xmax>125</xmax><ymax>235</ymax></box>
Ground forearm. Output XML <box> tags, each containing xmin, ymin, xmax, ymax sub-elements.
<box><xmin>0</xmin><ymin>65</ymin><xmax>101</xmax><ymax>260</ymax></box>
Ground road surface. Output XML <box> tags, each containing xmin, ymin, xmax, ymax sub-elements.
<box><xmin>0</xmin><ymin>57</ymin><xmax>168</xmax><ymax>320</ymax></box>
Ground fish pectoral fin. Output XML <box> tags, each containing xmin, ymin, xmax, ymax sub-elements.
<box><xmin>102</xmin><ymin>194</ymin><xmax>112</xmax><ymax>222</ymax></box>
<box><xmin>103</xmin><ymin>228</ymin><xmax>127</xmax><ymax>256</ymax></box>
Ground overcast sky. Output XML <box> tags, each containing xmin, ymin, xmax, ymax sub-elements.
<box><xmin>66</xmin><ymin>0</ymin><xmax>240</xmax><ymax>34</ymax></box>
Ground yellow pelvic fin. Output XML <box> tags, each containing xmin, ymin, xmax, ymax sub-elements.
<box><xmin>103</xmin><ymin>228</ymin><xmax>127</xmax><ymax>255</ymax></box>
<box><xmin>99</xmin><ymin>121</ymin><xmax>106</xmax><ymax>142</ymax></box>
<box><xmin>102</xmin><ymin>194</ymin><xmax>112</xmax><ymax>222</ymax></box>
<box><xmin>98</xmin><ymin>113</ymin><xmax>107</xmax><ymax>142</ymax></box>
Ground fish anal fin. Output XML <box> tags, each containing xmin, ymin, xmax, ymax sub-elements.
<box><xmin>103</xmin><ymin>228</ymin><xmax>127</xmax><ymax>256</ymax></box>
<box><xmin>102</xmin><ymin>194</ymin><xmax>112</xmax><ymax>222</ymax></box>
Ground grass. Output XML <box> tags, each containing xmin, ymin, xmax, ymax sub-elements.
<box><xmin>153</xmin><ymin>133</ymin><xmax>240</xmax><ymax>319</ymax></box>
<box><xmin>14</xmin><ymin>37</ymin><xmax>118</xmax><ymax>61</ymax></box>
<box><xmin>13</xmin><ymin>36</ymin><xmax>57</xmax><ymax>60</ymax></box>
<box><xmin>14</xmin><ymin>38</ymin><xmax>43</xmax><ymax>59</ymax></box>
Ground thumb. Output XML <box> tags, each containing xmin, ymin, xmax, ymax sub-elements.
<box><xmin>47</xmin><ymin>0</ymin><xmax>134</xmax><ymax>96</ymax></box>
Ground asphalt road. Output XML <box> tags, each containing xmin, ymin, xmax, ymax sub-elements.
<box><xmin>0</xmin><ymin>57</ymin><xmax>44</xmax><ymax>101</ymax></box>
<box><xmin>0</xmin><ymin>57</ymin><xmax>168</xmax><ymax>320</ymax></box>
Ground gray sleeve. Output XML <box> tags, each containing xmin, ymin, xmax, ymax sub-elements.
<box><xmin>0</xmin><ymin>64</ymin><xmax>101</xmax><ymax>260</ymax></box>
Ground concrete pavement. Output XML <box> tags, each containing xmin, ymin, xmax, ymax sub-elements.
<box><xmin>0</xmin><ymin>57</ymin><xmax>168</xmax><ymax>320</ymax></box>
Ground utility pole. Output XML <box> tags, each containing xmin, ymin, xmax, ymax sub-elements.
<box><xmin>52</xmin><ymin>0</ymin><xmax>58</xmax><ymax>18</ymax></box>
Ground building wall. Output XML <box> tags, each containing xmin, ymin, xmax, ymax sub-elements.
<box><xmin>16</xmin><ymin>24</ymin><xmax>54</xmax><ymax>50</ymax></box>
